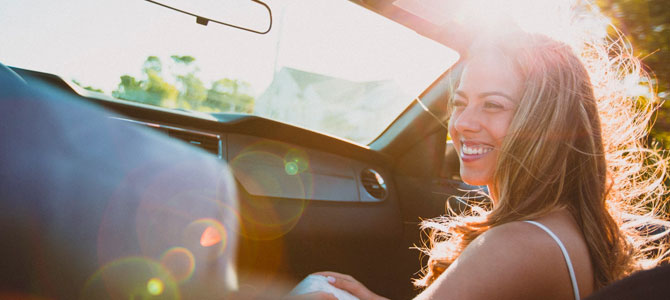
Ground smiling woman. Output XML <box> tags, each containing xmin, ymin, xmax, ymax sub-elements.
<box><xmin>296</xmin><ymin>1</ymin><xmax>669</xmax><ymax>299</ymax></box>
<box><xmin>413</xmin><ymin>17</ymin><xmax>669</xmax><ymax>300</ymax></box>
<box><xmin>3</xmin><ymin>0</ymin><xmax>667</xmax><ymax>299</ymax></box>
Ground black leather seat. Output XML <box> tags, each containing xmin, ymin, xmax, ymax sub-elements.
<box><xmin>586</xmin><ymin>264</ymin><xmax>670</xmax><ymax>300</ymax></box>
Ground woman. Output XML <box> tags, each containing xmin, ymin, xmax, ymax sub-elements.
<box><xmin>304</xmin><ymin>30</ymin><xmax>669</xmax><ymax>300</ymax></box>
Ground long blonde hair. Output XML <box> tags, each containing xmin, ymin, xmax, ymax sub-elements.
<box><xmin>416</xmin><ymin>29</ymin><xmax>669</xmax><ymax>289</ymax></box>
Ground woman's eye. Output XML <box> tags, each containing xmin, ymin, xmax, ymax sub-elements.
<box><xmin>451</xmin><ymin>99</ymin><xmax>467</xmax><ymax>107</ymax></box>
<box><xmin>483</xmin><ymin>101</ymin><xmax>504</xmax><ymax>109</ymax></box>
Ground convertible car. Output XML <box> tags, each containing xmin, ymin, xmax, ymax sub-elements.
<box><xmin>0</xmin><ymin>0</ymin><xmax>473</xmax><ymax>298</ymax></box>
<box><xmin>0</xmin><ymin>0</ymin><xmax>553</xmax><ymax>299</ymax></box>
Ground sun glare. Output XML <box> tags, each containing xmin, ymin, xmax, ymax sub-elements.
<box><xmin>396</xmin><ymin>0</ymin><xmax>609</xmax><ymax>50</ymax></box>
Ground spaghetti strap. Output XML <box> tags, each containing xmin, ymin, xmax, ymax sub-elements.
<box><xmin>524</xmin><ymin>220</ymin><xmax>580</xmax><ymax>300</ymax></box>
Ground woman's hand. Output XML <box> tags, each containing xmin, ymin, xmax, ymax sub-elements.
<box><xmin>283</xmin><ymin>291</ymin><xmax>338</xmax><ymax>300</ymax></box>
<box><xmin>313</xmin><ymin>271</ymin><xmax>389</xmax><ymax>300</ymax></box>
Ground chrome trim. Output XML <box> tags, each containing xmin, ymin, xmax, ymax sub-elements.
<box><xmin>360</xmin><ymin>168</ymin><xmax>387</xmax><ymax>200</ymax></box>
<box><xmin>218</xmin><ymin>138</ymin><xmax>224</xmax><ymax>160</ymax></box>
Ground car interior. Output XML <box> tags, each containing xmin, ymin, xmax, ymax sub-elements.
<box><xmin>5</xmin><ymin>59</ymin><xmax>475</xmax><ymax>300</ymax></box>
<box><xmin>0</xmin><ymin>0</ymin><xmax>486</xmax><ymax>299</ymax></box>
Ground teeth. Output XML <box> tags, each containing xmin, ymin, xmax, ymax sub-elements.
<box><xmin>462</xmin><ymin>144</ymin><xmax>492</xmax><ymax>155</ymax></box>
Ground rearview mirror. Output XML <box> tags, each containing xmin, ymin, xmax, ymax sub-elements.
<box><xmin>145</xmin><ymin>0</ymin><xmax>273</xmax><ymax>34</ymax></box>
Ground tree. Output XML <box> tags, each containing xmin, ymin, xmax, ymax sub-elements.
<box><xmin>205</xmin><ymin>78</ymin><xmax>254</xmax><ymax>113</ymax></box>
<box><xmin>112</xmin><ymin>56</ymin><xmax>178</xmax><ymax>107</ymax></box>
<box><xmin>171</xmin><ymin>55</ymin><xmax>207</xmax><ymax>110</ymax></box>
<box><xmin>177</xmin><ymin>73</ymin><xmax>207</xmax><ymax>109</ymax></box>
<box><xmin>111</xmin><ymin>55</ymin><xmax>255</xmax><ymax>113</ymax></box>
<box><xmin>597</xmin><ymin>0</ymin><xmax>670</xmax><ymax>148</ymax></box>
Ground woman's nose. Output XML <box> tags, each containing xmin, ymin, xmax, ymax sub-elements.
<box><xmin>453</xmin><ymin>106</ymin><xmax>482</xmax><ymax>133</ymax></box>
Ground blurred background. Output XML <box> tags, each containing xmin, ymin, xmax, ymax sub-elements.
<box><xmin>597</xmin><ymin>0</ymin><xmax>669</xmax><ymax>150</ymax></box>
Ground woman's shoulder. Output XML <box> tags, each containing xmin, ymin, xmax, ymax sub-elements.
<box><xmin>463</xmin><ymin>221</ymin><xmax>566</xmax><ymax>283</ymax></box>
<box><xmin>472</xmin><ymin>220</ymin><xmax>568</xmax><ymax>266</ymax></box>
<box><xmin>419</xmin><ymin>219</ymin><xmax>580</xmax><ymax>300</ymax></box>
<box><xmin>481</xmin><ymin>210</ymin><xmax>587</xmax><ymax>254</ymax></box>
<box><xmin>482</xmin><ymin>219</ymin><xmax>551</xmax><ymax>240</ymax></box>
<box><xmin>462</xmin><ymin>220</ymin><xmax>567</xmax><ymax>258</ymax></box>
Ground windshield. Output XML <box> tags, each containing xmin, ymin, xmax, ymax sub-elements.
<box><xmin>0</xmin><ymin>0</ymin><xmax>458</xmax><ymax>144</ymax></box>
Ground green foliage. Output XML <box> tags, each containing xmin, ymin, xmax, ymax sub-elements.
<box><xmin>170</xmin><ymin>55</ymin><xmax>195</xmax><ymax>65</ymax></box>
<box><xmin>143</xmin><ymin>56</ymin><xmax>162</xmax><ymax>73</ymax></box>
<box><xmin>177</xmin><ymin>73</ymin><xmax>207</xmax><ymax>109</ymax></box>
<box><xmin>111</xmin><ymin>55</ymin><xmax>254</xmax><ymax>113</ymax></box>
<box><xmin>597</xmin><ymin>0</ymin><xmax>670</xmax><ymax>148</ymax></box>
<box><xmin>112</xmin><ymin>57</ymin><xmax>178</xmax><ymax>107</ymax></box>
<box><xmin>205</xmin><ymin>79</ymin><xmax>254</xmax><ymax>113</ymax></box>
<box><xmin>72</xmin><ymin>79</ymin><xmax>104</xmax><ymax>93</ymax></box>
<box><xmin>112</xmin><ymin>75</ymin><xmax>152</xmax><ymax>105</ymax></box>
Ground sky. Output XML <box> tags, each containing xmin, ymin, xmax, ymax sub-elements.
<box><xmin>0</xmin><ymin>0</ymin><xmax>458</xmax><ymax>98</ymax></box>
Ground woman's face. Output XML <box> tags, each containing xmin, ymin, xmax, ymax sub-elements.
<box><xmin>448</xmin><ymin>50</ymin><xmax>523</xmax><ymax>188</ymax></box>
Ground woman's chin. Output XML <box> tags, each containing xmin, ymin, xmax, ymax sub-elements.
<box><xmin>459</xmin><ymin>174</ymin><xmax>491</xmax><ymax>187</ymax></box>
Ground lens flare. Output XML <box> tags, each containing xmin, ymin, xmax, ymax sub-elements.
<box><xmin>183</xmin><ymin>218</ymin><xmax>228</xmax><ymax>262</ymax></box>
<box><xmin>136</xmin><ymin>186</ymin><xmax>235</xmax><ymax>259</ymax></box>
<box><xmin>147</xmin><ymin>277</ymin><xmax>164</xmax><ymax>295</ymax></box>
<box><xmin>160</xmin><ymin>247</ymin><xmax>196</xmax><ymax>283</ymax></box>
<box><xmin>101</xmin><ymin>158</ymin><xmax>239</xmax><ymax>265</ymax></box>
<box><xmin>229</xmin><ymin>141</ymin><xmax>312</xmax><ymax>240</ymax></box>
<box><xmin>284</xmin><ymin>161</ymin><xmax>299</xmax><ymax>175</ymax></box>
<box><xmin>81</xmin><ymin>257</ymin><xmax>179</xmax><ymax>299</ymax></box>
<box><xmin>230</xmin><ymin>141</ymin><xmax>314</xmax><ymax>201</ymax></box>
<box><xmin>237</xmin><ymin>197</ymin><xmax>308</xmax><ymax>240</ymax></box>
<box><xmin>200</xmin><ymin>226</ymin><xmax>222</xmax><ymax>247</ymax></box>
<box><xmin>284</xmin><ymin>148</ymin><xmax>309</xmax><ymax>176</ymax></box>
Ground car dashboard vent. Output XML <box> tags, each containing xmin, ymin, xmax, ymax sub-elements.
<box><xmin>110</xmin><ymin>117</ymin><xmax>222</xmax><ymax>158</ymax></box>
<box><xmin>167</xmin><ymin>128</ymin><xmax>220</xmax><ymax>157</ymax></box>
<box><xmin>360</xmin><ymin>169</ymin><xmax>387</xmax><ymax>200</ymax></box>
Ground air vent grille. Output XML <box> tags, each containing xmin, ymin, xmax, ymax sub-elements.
<box><xmin>109</xmin><ymin>117</ymin><xmax>222</xmax><ymax>158</ymax></box>
<box><xmin>360</xmin><ymin>169</ymin><xmax>387</xmax><ymax>200</ymax></box>
<box><xmin>167</xmin><ymin>129</ymin><xmax>220</xmax><ymax>156</ymax></box>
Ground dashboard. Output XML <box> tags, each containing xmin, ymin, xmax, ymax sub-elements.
<box><xmin>111</xmin><ymin>116</ymin><xmax>389</xmax><ymax>203</ymax></box>
<box><xmin>11</xmin><ymin>67</ymin><xmax>393</xmax><ymax>204</ymax></box>
<box><xmin>10</xmin><ymin>66</ymin><xmax>407</xmax><ymax>292</ymax></box>
<box><xmin>4</xmin><ymin>62</ymin><xmax>487</xmax><ymax>298</ymax></box>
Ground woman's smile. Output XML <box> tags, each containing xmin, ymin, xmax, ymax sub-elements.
<box><xmin>459</xmin><ymin>141</ymin><xmax>494</xmax><ymax>162</ymax></box>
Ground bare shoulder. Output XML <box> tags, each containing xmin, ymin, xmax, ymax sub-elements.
<box><xmin>416</xmin><ymin>221</ymin><xmax>570</xmax><ymax>300</ymax></box>
<box><xmin>465</xmin><ymin>221</ymin><xmax>566</xmax><ymax>275</ymax></box>
<box><xmin>478</xmin><ymin>220</ymin><xmax>551</xmax><ymax>247</ymax></box>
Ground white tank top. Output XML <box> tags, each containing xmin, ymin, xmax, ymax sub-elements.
<box><xmin>524</xmin><ymin>220</ymin><xmax>580</xmax><ymax>300</ymax></box>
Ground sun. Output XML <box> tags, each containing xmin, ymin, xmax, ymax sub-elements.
<box><xmin>395</xmin><ymin>0</ymin><xmax>609</xmax><ymax>50</ymax></box>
